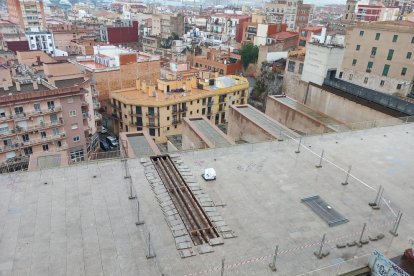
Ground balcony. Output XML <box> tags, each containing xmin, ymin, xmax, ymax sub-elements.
<box><xmin>366</xmin><ymin>68</ymin><xmax>372</xmax><ymax>73</ymax></box>
<box><xmin>83</xmin><ymin>112</ymin><xmax>90</xmax><ymax>119</ymax></box>
<box><xmin>146</xmin><ymin>122</ymin><xmax>159</xmax><ymax>128</ymax></box>
<box><xmin>95</xmin><ymin>113</ymin><xmax>102</xmax><ymax>121</ymax></box>
<box><xmin>129</xmin><ymin>111</ymin><xmax>143</xmax><ymax>117</ymax></box>
<box><xmin>12</xmin><ymin>106</ymin><xmax>62</xmax><ymax>121</ymax></box>
<box><xmin>93</xmin><ymin>102</ymin><xmax>101</xmax><ymax>109</ymax></box>
<box><xmin>370</xmin><ymin>54</ymin><xmax>376</xmax><ymax>58</ymax></box>
<box><xmin>0</xmin><ymin>119</ymin><xmax>64</xmax><ymax>139</ymax></box>
<box><xmin>172</xmin><ymin>119</ymin><xmax>181</xmax><ymax>125</ymax></box>
<box><xmin>146</xmin><ymin>112</ymin><xmax>159</xmax><ymax>118</ymax></box>
<box><xmin>0</xmin><ymin>115</ymin><xmax>13</xmax><ymax>123</ymax></box>
<box><xmin>0</xmin><ymin>133</ymin><xmax>66</xmax><ymax>153</ymax></box>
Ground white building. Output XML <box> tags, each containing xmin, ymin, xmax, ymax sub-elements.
<box><xmin>301</xmin><ymin>42</ymin><xmax>345</xmax><ymax>85</ymax></box>
<box><xmin>26</xmin><ymin>31</ymin><xmax>56</xmax><ymax>56</ymax></box>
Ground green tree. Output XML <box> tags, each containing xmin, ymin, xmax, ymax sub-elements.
<box><xmin>240</xmin><ymin>43</ymin><xmax>259</xmax><ymax>69</ymax></box>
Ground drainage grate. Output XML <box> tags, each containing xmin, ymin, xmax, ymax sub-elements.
<box><xmin>301</xmin><ymin>195</ymin><xmax>349</xmax><ymax>227</ymax></box>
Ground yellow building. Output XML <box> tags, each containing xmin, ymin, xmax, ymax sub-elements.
<box><xmin>109</xmin><ymin>75</ymin><xmax>249</xmax><ymax>143</ymax></box>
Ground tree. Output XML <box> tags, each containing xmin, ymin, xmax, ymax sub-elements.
<box><xmin>240</xmin><ymin>43</ymin><xmax>259</xmax><ymax>69</ymax></box>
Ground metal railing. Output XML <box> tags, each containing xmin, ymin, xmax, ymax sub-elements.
<box><xmin>323</xmin><ymin>78</ymin><xmax>414</xmax><ymax>115</ymax></box>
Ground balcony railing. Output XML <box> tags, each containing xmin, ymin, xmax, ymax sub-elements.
<box><xmin>146</xmin><ymin>122</ymin><xmax>159</xmax><ymax>128</ymax></box>
<box><xmin>146</xmin><ymin>112</ymin><xmax>159</xmax><ymax>117</ymax></box>
<box><xmin>0</xmin><ymin>120</ymin><xmax>64</xmax><ymax>139</ymax></box>
<box><xmin>11</xmin><ymin>106</ymin><xmax>62</xmax><ymax>121</ymax></box>
<box><xmin>0</xmin><ymin>133</ymin><xmax>66</xmax><ymax>153</ymax></box>
<box><xmin>129</xmin><ymin>111</ymin><xmax>143</xmax><ymax>117</ymax></box>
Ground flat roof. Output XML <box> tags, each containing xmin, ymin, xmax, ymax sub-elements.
<box><xmin>1</xmin><ymin>123</ymin><xmax>413</xmax><ymax>275</ymax></box>
<box><xmin>271</xmin><ymin>96</ymin><xmax>350</xmax><ymax>132</ymax></box>
<box><xmin>111</xmin><ymin>76</ymin><xmax>249</xmax><ymax>107</ymax></box>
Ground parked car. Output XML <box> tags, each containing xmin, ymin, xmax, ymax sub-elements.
<box><xmin>106</xmin><ymin>136</ymin><xmax>118</xmax><ymax>148</ymax></box>
<box><xmin>100</xmin><ymin>126</ymin><xmax>108</xmax><ymax>133</ymax></box>
<box><xmin>100</xmin><ymin>140</ymin><xmax>111</xmax><ymax>151</ymax></box>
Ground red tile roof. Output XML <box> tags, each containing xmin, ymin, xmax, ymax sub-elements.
<box><xmin>268</xmin><ymin>31</ymin><xmax>298</xmax><ymax>40</ymax></box>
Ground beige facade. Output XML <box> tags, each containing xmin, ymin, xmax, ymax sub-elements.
<box><xmin>7</xmin><ymin>0</ymin><xmax>46</xmax><ymax>31</ymax></box>
<box><xmin>109</xmin><ymin>75</ymin><xmax>249</xmax><ymax>143</ymax></box>
<box><xmin>340</xmin><ymin>21</ymin><xmax>414</xmax><ymax>96</ymax></box>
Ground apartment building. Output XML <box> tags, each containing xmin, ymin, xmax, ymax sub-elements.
<box><xmin>7</xmin><ymin>0</ymin><xmax>46</xmax><ymax>31</ymax></box>
<box><xmin>206</xmin><ymin>14</ymin><xmax>251</xmax><ymax>42</ymax></box>
<box><xmin>265</xmin><ymin>0</ymin><xmax>303</xmax><ymax>30</ymax></box>
<box><xmin>241</xmin><ymin>22</ymin><xmax>287</xmax><ymax>46</ymax></box>
<box><xmin>151</xmin><ymin>14</ymin><xmax>184</xmax><ymax>39</ymax></box>
<box><xmin>0</xmin><ymin>62</ymin><xmax>96</xmax><ymax>164</ymax></box>
<box><xmin>26</xmin><ymin>31</ymin><xmax>56</xmax><ymax>55</ymax></box>
<box><xmin>192</xmin><ymin>49</ymin><xmax>242</xmax><ymax>75</ymax></box>
<box><xmin>340</xmin><ymin>21</ymin><xmax>414</xmax><ymax>96</ymax></box>
<box><xmin>296</xmin><ymin>4</ymin><xmax>313</xmax><ymax>29</ymax></box>
<box><xmin>109</xmin><ymin>75</ymin><xmax>249</xmax><ymax>143</ymax></box>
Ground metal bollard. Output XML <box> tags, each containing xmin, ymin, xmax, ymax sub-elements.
<box><xmin>295</xmin><ymin>137</ymin><xmax>302</xmax><ymax>154</ymax></box>
<box><xmin>389</xmin><ymin>211</ymin><xmax>402</xmax><ymax>237</ymax></box>
<box><xmin>128</xmin><ymin>179</ymin><xmax>136</xmax><ymax>200</ymax></box>
<box><xmin>136</xmin><ymin>200</ymin><xmax>144</xmax><ymax>226</ymax></box>
<box><xmin>146</xmin><ymin>232</ymin><xmax>156</xmax><ymax>259</ymax></box>
<box><xmin>221</xmin><ymin>258</ymin><xmax>225</xmax><ymax>276</ymax></box>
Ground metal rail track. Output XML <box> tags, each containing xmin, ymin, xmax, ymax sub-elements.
<box><xmin>151</xmin><ymin>155</ymin><xmax>219</xmax><ymax>245</ymax></box>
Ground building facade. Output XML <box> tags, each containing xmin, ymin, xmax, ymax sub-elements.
<box><xmin>109</xmin><ymin>75</ymin><xmax>249</xmax><ymax>143</ymax></box>
<box><xmin>192</xmin><ymin>49</ymin><xmax>242</xmax><ymax>75</ymax></box>
<box><xmin>26</xmin><ymin>31</ymin><xmax>56</xmax><ymax>55</ymax></box>
<box><xmin>340</xmin><ymin>21</ymin><xmax>414</xmax><ymax>96</ymax></box>
<box><xmin>0</xmin><ymin>64</ymin><xmax>95</xmax><ymax>164</ymax></box>
<box><xmin>7</xmin><ymin>0</ymin><xmax>46</xmax><ymax>31</ymax></box>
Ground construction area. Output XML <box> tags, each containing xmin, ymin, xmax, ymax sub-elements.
<box><xmin>1</xmin><ymin>121</ymin><xmax>413</xmax><ymax>275</ymax></box>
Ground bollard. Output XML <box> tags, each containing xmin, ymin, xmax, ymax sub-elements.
<box><xmin>128</xmin><ymin>179</ymin><xmax>136</xmax><ymax>200</ymax></box>
<box><xmin>278</xmin><ymin>130</ymin><xmax>283</xmax><ymax>141</ymax></box>
<box><xmin>390</xmin><ymin>211</ymin><xmax>402</xmax><ymax>237</ymax></box>
<box><xmin>269</xmin><ymin>245</ymin><xmax>279</xmax><ymax>271</ymax></box>
<box><xmin>295</xmin><ymin>137</ymin><xmax>302</xmax><ymax>154</ymax></box>
<box><xmin>315</xmin><ymin>150</ymin><xmax>324</xmax><ymax>168</ymax></box>
<box><xmin>341</xmin><ymin>165</ymin><xmax>352</xmax><ymax>185</ymax></box>
<box><xmin>136</xmin><ymin>200</ymin><xmax>144</xmax><ymax>225</ymax></box>
<box><xmin>221</xmin><ymin>258</ymin><xmax>225</xmax><ymax>276</ymax></box>
<box><xmin>146</xmin><ymin>232</ymin><xmax>156</xmax><ymax>259</ymax></box>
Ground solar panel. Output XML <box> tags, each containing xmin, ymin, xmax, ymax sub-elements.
<box><xmin>301</xmin><ymin>195</ymin><xmax>349</xmax><ymax>227</ymax></box>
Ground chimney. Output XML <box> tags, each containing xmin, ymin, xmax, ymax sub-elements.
<box><xmin>36</xmin><ymin>56</ymin><xmax>41</xmax><ymax>66</ymax></box>
<box><xmin>15</xmin><ymin>82</ymin><xmax>21</xmax><ymax>91</ymax></box>
<box><xmin>11</xmin><ymin>67</ymin><xmax>16</xmax><ymax>76</ymax></box>
<box><xmin>32</xmin><ymin>81</ymin><xmax>38</xmax><ymax>90</ymax></box>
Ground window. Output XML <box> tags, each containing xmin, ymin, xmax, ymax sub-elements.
<box><xmin>407</xmin><ymin>52</ymin><xmax>412</xmax><ymax>59</ymax></box>
<box><xmin>23</xmin><ymin>147</ymin><xmax>33</xmax><ymax>156</ymax></box>
<box><xmin>34</xmin><ymin>103</ymin><xmax>41</xmax><ymax>112</ymax></box>
<box><xmin>42</xmin><ymin>144</ymin><xmax>49</xmax><ymax>151</ymax></box>
<box><xmin>387</xmin><ymin>49</ymin><xmax>394</xmax><ymax>61</ymax></box>
<box><xmin>375</xmin><ymin>33</ymin><xmax>380</xmax><ymax>40</ymax></box>
<box><xmin>380</xmin><ymin>80</ymin><xmax>385</xmax><ymax>87</ymax></box>
<box><xmin>70</xmin><ymin>150</ymin><xmax>84</xmax><ymax>162</ymax></box>
<box><xmin>67</xmin><ymin>97</ymin><xmax>74</xmax><ymax>103</ymax></box>
<box><xmin>356</xmin><ymin>44</ymin><xmax>360</xmax><ymax>51</ymax></box>
<box><xmin>401</xmin><ymin>67</ymin><xmax>407</xmax><ymax>76</ymax></box>
<box><xmin>392</xmin><ymin>35</ymin><xmax>398</xmax><ymax>42</ymax></box>
<box><xmin>366</xmin><ymin>61</ymin><xmax>373</xmax><ymax>72</ymax></box>
<box><xmin>371</xmin><ymin>47</ymin><xmax>377</xmax><ymax>56</ymax></box>
<box><xmin>47</xmin><ymin>101</ymin><xmax>55</xmax><ymax>110</ymax></box>
<box><xmin>73</xmin><ymin>136</ymin><xmax>80</xmax><ymax>142</ymax></box>
<box><xmin>352</xmin><ymin>59</ymin><xmax>357</xmax><ymax>66</ymax></box>
<box><xmin>364</xmin><ymin>77</ymin><xmax>368</xmax><ymax>84</ymax></box>
<box><xmin>149</xmin><ymin>128</ymin><xmax>155</xmax><ymax>136</ymax></box>
<box><xmin>69</xmin><ymin>110</ymin><xmax>76</xmax><ymax>117</ymax></box>
<box><xmin>382</xmin><ymin>64</ymin><xmax>390</xmax><ymax>76</ymax></box>
<box><xmin>339</xmin><ymin>72</ymin><xmax>343</xmax><ymax>78</ymax></box>
<box><xmin>22</xmin><ymin>134</ymin><xmax>29</xmax><ymax>142</ymax></box>
<box><xmin>40</xmin><ymin>131</ymin><xmax>46</xmax><ymax>138</ymax></box>
<box><xmin>359</xmin><ymin>30</ymin><xmax>364</xmax><ymax>36</ymax></box>
<box><xmin>71</xmin><ymin>123</ymin><xmax>78</xmax><ymax>129</ymax></box>
<box><xmin>397</xmin><ymin>84</ymin><xmax>402</xmax><ymax>90</ymax></box>
<box><xmin>412</xmin><ymin>37</ymin><xmax>414</xmax><ymax>43</ymax></box>
<box><xmin>14</xmin><ymin>106</ymin><xmax>24</xmax><ymax>115</ymax></box>
<box><xmin>52</xmin><ymin>127</ymin><xmax>59</xmax><ymax>135</ymax></box>
<box><xmin>298</xmin><ymin>63</ymin><xmax>303</xmax><ymax>74</ymax></box>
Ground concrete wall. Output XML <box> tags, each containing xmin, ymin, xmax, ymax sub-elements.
<box><xmin>182</xmin><ymin>120</ymin><xmax>208</xmax><ymax>150</ymax></box>
<box><xmin>227</xmin><ymin>106</ymin><xmax>276</xmax><ymax>143</ymax></box>
<box><xmin>304</xmin><ymin>84</ymin><xmax>396</xmax><ymax>124</ymax></box>
<box><xmin>265</xmin><ymin>96</ymin><xmax>335</xmax><ymax>134</ymax></box>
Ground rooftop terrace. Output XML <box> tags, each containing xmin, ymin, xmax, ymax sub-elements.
<box><xmin>1</xmin><ymin>123</ymin><xmax>413</xmax><ymax>275</ymax></box>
